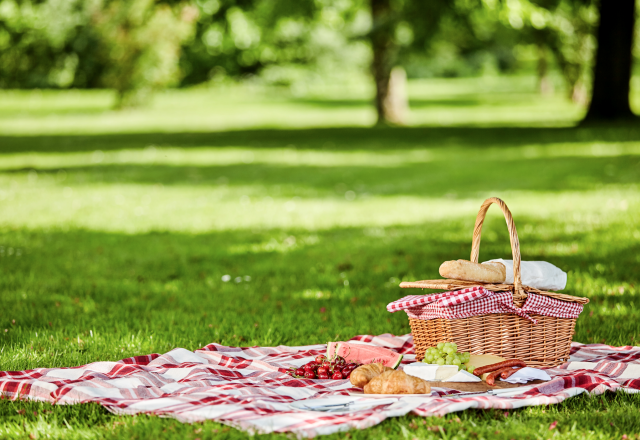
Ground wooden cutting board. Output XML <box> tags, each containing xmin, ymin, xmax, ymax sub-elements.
<box><xmin>428</xmin><ymin>379</ymin><xmax>546</xmax><ymax>392</ymax></box>
<box><xmin>348</xmin><ymin>379</ymin><xmax>546</xmax><ymax>397</ymax></box>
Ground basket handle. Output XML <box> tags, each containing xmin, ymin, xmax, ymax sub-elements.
<box><xmin>470</xmin><ymin>197</ymin><xmax>526</xmax><ymax>303</ymax></box>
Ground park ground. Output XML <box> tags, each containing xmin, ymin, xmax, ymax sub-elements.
<box><xmin>1</xmin><ymin>75</ymin><xmax>640</xmax><ymax>439</ymax></box>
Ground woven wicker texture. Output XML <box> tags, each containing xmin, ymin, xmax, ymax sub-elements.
<box><xmin>409</xmin><ymin>315</ymin><xmax>576</xmax><ymax>368</ymax></box>
<box><xmin>402</xmin><ymin>197</ymin><xmax>586</xmax><ymax>368</ymax></box>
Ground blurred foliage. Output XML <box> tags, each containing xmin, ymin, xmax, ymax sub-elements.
<box><xmin>0</xmin><ymin>0</ymin><xmax>197</xmax><ymax>106</ymax></box>
<box><xmin>502</xmin><ymin>0</ymin><xmax>599</xmax><ymax>102</ymax></box>
<box><xmin>91</xmin><ymin>0</ymin><xmax>198</xmax><ymax>107</ymax></box>
<box><xmin>0</xmin><ymin>0</ymin><xmax>637</xmax><ymax>106</ymax></box>
<box><xmin>180</xmin><ymin>0</ymin><xmax>374</xmax><ymax>88</ymax></box>
<box><xmin>0</xmin><ymin>0</ymin><xmax>94</xmax><ymax>88</ymax></box>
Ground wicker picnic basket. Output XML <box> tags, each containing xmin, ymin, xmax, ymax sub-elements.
<box><xmin>400</xmin><ymin>197</ymin><xmax>589</xmax><ymax>368</ymax></box>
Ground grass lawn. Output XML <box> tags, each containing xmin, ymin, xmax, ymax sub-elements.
<box><xmin>1</xmin><ymin>75</ymin><xmax>640</xmax><ymax>439</ymax></box>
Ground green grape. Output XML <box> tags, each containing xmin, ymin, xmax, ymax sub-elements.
<box><xmin>426</xmin><ymin>355</ymin><xmax>434</xmax><ymax>363</ymax></box>
<box><xmin>453</xmin><ymin>358</ymin><xmax>461</xmax><ymax>366</ymax></box>
<box><xmin>436</xmin><ymin>358</ymin><xmax>445</xmax><ymax>366</ymax></box>
<box><xmin>450</xmin><ymin>343</ymin><xmax>457</xmax><ymax>352</ymax></box>
<box><xmin>437</xmin><ymin>342</ymin><xmax>445</xmax><ymax>350</ymax></box>
<box><xmin>467</xmin><ymin>365</ymin><xmax>475</xmax><ymax>374</ymax></box>
<box><xmin>459</xmin><ymin>365</ymin><xmax>466</xmax><ymax>372</ymax></box>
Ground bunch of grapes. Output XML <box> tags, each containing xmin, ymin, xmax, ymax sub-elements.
<box><xmin>288</xmin><ymin>355</ymin><xmax>360</xmax><ymax>380</ymax></box>
<box><xmin>422</xmin><ymin>342</ymin><xmax>475</xmax><ymax>373</ymax></box>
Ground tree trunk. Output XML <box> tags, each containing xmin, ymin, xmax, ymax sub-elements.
<box><xmin>537</xmin><ymin>43</ymin><xmax>553</xmax><ymax>96</ymax></box>
<box><xmin>583</xmin><ymin>0</ymin><xmax>636</xmax><ymax>121</ymax></box>
<box><xmin>370</xmin><ymin>0</ymin><xmax>406</xmax><ymax>125</ymax></box>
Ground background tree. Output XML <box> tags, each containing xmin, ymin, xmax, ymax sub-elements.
<box><xmin>367</xmin><ymin>0</ymin><xmax>481</xmax><ymax>125</ymax></box>
<box><xmin>583</xmin><ymin>0</ymin><xmax>637</xmax><ymax>121</ymax></box>
<box><xmin>369</xmin><ymin>0</ymin><xmax>403</xmax><ymax>125</ymax></box>
<box><xmin>487</xmin><ymin>0</ymin><xmax>597</xmax><ymax>104</ymax></box>
<box><xmin>180</xmin><ymin>0</ymin><xmax>367</xmax><ymax>88</ymax></box>
<box><xmin>92</xmin><ymin>0</ymin><xmax>198</xmax><ymax>108</ymax></box>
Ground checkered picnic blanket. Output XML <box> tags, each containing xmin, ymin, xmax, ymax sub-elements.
<box><xmin>387</xmin><ymin>287</ymin><xmax>584</xmax><ymax>324</ymax></box>
<box><xmin>1</xmin><ymin>335</ymin><xmax>638</xmax><ymax>437</ymax></box>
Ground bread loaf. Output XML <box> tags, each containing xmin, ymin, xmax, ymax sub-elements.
<box><xmin>349</xmin><ymin>363</ymin><xmax>392</xmax><ymax>388</ymax></box>
<box><xmin>439</xmin><ymin>260</ymin><xmax>506</xmax><ymax>283</ymax></box>
<box><xmin>363</xmin><ymin>370</ymin><xmax>431</xmax><ymax>395</ymax></box>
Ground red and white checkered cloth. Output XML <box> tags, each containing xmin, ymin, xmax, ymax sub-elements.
<box><xmin>1</xmin><ymin>335</ymin><xmax>635</xmax><ymax>437</ymax></box>
<box><xmin>387</xmin><ymin>287</ymin><xmax>584</xmax><ymax>324</ymax></box>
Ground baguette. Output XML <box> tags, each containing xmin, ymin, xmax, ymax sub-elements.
<box><xmin>439</xmin><ymin>260</ymin><xmax>506</xmax><ymax>283</ymax></box>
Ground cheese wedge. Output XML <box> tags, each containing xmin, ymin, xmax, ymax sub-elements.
<box><xmin>465</xmin><ymin>354</ymin><xmax>506</xmax><ymax>381</ymax></box>
<box><xmin>434</xmin><ymin>365</ymin><xmax>459</xmax><ymax>381</ymax></box>
<box><xmin>403</xmin><ymin>363</ymin><xmax>458</xmax><ymax>381</ymax></box>
<box><xmin>466</xmin><ymin>354</ymin><xmax>506</xmax><ymax>370</ymax></box>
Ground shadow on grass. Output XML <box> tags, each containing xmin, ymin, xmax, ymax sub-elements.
<box><xmin>290</xmin><ymin>97</ymin><xmax>487</xmax><ymax>108</ymax></box>
<box><xmin>2</xmin><ymin>124</ymin><xmax>640</xmax><ymax>154</ymax></box>
<box><xmin>4</xmin><ymin>154</ymin><xmax>640</xmax><ymax>197</ymax></box>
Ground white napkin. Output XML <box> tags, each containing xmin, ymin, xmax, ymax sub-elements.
<box><xmin>484</xmin><ymin>259</ymin><xmax>567</xmax><ymax>291</ymax></box>
<box><xmin>500</xmin><ymin>367</ymin><xmax>551</xmax><ymax>384</ymax></box>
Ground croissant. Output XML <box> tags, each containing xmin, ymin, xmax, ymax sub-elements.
<box><xmin>363</xmin><ymin>370</ymin><xmax>431</xmax><ymax>395</ymax></box>
<box><xmin>350</xmin><ymin>363</ymin><xmax>392</xmax><ymax>388</ymax></box>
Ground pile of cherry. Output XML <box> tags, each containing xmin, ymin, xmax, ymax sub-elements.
<box><xmin>287</xmin><ymin>355</ymin><xmax>360</xmax><ymax>380</ymax></box>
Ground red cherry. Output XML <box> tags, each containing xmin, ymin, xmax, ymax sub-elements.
<box><xmin>295</xmin><ymin>368</ymin><xmax>305</xmax><ymax>376</ymax></box>
<box><xmin>322</xmin><ymin>361</ymin><xmax>331</xmax><ymax>368</ymax></box>
<box><xmin>315</xmin><ymin>355</ymin><xmax>326</xmax><ymax>363</ymax></box>
<box><xmin>331</xmin><ymin>371</ymin><xmax>343</xmax><ymax>380</ymax></box>
<box><xmin>335</xmin><ymin>357</ymin><xmax>346</xmax><ymax>366</ymax></box>
<box><xmin>347</xmin><ymin>363</ymin><xmax>359</xmax><ymax>369</ymax></box>
<box><xmin>317</xmin><ymin>366</ymin><xmax>328</xmax><ymax>375</ymax></box>
<box><xmin>343</xmin><ymin>370</ymin><xmax>352</xmax><ymax>379</ymax></box>
<box><xmin>304</xmin><ymin>371</ymin><xmax>316</xmax><ymax>379</ymax></box>
<box><xmin>304</xmin><ymin>363</ymin><xmax>316</xmax><ymax>371</ymax></box>
<box><xmin>318</xmin><ymin>373</ymin><xmax>329</xmax><ymax>380</ymax></box>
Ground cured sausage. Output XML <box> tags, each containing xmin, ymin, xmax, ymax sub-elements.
<box><xmin>473</xmin><ymin>359</ymin><xmax>526</xmax><ymax>377</ymax></box>
<box><xmin>500</xmin><ymin>367</ymin><xmax>524</xmax><ymax>379</ymax></box>
<box><xmin>485</xmin><ymin>367</ymin><xmax>515</xmax><ymax>386</ymax></box>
